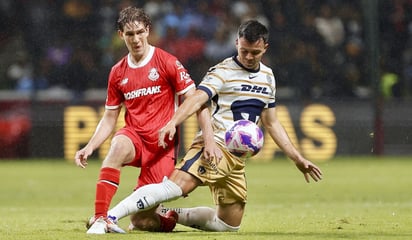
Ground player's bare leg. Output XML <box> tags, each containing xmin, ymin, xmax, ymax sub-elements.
<box><xmin>86</xmin><ymin>135</ymin><xmax>134</xmax><ymax>234</ymax></box>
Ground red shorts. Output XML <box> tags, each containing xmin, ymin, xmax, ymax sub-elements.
<box><xmin>115</xmin><ymin>127</ymin><xmax>177</xmax><ymax>189</ymax></box>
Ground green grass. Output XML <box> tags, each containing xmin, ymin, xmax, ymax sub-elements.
<box><xmin>1</xmin><ymin>156</ymin><xmax>411</xmax><ymax>239</ymax></box>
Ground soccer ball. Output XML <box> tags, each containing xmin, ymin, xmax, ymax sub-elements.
<box><xmin>224</xmin><ymin>120</ymin><xmax>264</xmax><ymax>158</ymax></box>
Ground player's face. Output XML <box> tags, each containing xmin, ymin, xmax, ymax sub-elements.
<box><xmin>236</xmin><ymin>37</ymin><xmax>268</xmax><ymax>70</ymax></box>
<box><xmin>119</xmin><ymin>21</ymin><xmax>150</xmax><ymax>60</ymax></box>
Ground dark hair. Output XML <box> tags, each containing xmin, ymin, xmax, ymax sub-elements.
<box><xmin>238</xmin><ymin>20</ymin><xmax>269</xmax><ymax>43</ymax></box>
<box><xmin>117</xmin><ymin>7</ymin><xmax>152</xmax><ymax>31</ymax></box>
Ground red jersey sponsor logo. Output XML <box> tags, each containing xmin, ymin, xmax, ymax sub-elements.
<box><xmin>124</xmin><ymin>86</ymin><xmax>161</xmax><ymax>100</ymax></box>
<box><xmin>180</xmin><ymin>72</ymin><xmax>191</xmax><ymax>83</ymax></box>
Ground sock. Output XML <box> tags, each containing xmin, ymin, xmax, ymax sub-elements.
<box><xmin>160</xmin><ymin>206</ymin><xmax>240</xmax><ymax>232</ymax></box>
<box><xmin>175</xmin><ymin>206</ymin><xmax>215</xmax><ymax>227</ymax></box>
<box><xmin>207</xmin><ymin>214</ymin><xmax>240</xmax><ymax>232</ymax></box>
<box><xmin>108</xmin><ymin>177</ymin><xmax>182</xmax><ymax>221</ymax></box>
<box><xmin>94</xmin><ymin>167</ymin><xmax>120</xmax><ymax>218</ymax></box>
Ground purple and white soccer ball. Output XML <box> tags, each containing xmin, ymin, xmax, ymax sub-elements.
<box><xmin>225</xmin><ymin>120</ymin><xmax>264</xmax><ymax>158</ymax></box>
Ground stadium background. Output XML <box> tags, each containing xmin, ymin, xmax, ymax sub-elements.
<box><xmin>0</xmin><ymin>0</ymin><xmax>411</xmax><ymax>161</ymax></box>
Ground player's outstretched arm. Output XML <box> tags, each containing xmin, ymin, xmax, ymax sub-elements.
<box><xmin>74</xmin><ymin>108</ymin><xmax>120</xmax><ymax>168</ymax></box>
<box><xmin>261</xmin><ymin>107</ymin><xmax>323</xmax><ymax>182</ymax></box>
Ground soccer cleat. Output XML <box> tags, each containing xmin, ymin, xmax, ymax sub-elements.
<box><xmin>86</xmin><ymin>217</ymin><xmax>107</xmax><ymax>234</ymax></box>
<box><xmin>128</xmin><ymin>210</ymin><xmax>179</xmax><ymax>232</ymax></box>
<box><xmin>165</xmin><ymin>210</ymin><xmax>179</xmax><ymax>222</ymax></box>
<box><xmin>159</xmin><ymin>210</ymin><xmax>179</xmax><ymax>232</ymax></box>
<box><xmin>86</xmin><ymin>216</ymin><xmax>126</xmax><ymax>234</ymax></box>
<box><xmin>106</xmin><ymin>218</ymin><xmax>126</xmax><ymax>234</ymax></box>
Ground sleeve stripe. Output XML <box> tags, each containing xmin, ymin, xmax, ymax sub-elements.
<box><xmin>197</xmin><ymin>85</ymin><xmax>213</xmax><ymax>99</ymax></box>
<box><xmin>268</xmin><ymin>102</ymin><xmax>276</xmax><ymax>108</ymax></box>
<box><xmin>176</xmin><ymin>83</ymin><xmax>195</xmax><ymax>95</ymax></box>
<box><xmin>105</xmin><ymin>104</ymin><xmax>121</xmax><ymax>110</ymax></box>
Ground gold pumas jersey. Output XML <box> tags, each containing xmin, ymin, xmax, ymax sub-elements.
<box><xmin>197</xmin><ymin>56</ymin><xmax>276</xmax><ymax>145</ymax></box>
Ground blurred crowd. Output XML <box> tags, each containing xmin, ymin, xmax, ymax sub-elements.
<box><xmin>1</xmin><ymin>0</ymin><xmax>412</xmax><ymax>101</ymax></box>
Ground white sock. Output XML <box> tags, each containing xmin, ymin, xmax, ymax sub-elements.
<box><xmin>108</xmin><ymin>177</ymin><xmax>182</xmax><ymax>221</ymax></box>
<box><xmin>160</xmin><ymin>206</ymin><xmax>240</xmax><ymax>232</ymax></box>
<box><xmin>207</xmin><ymin>214</ymin><xmax>240</xmax><ymax>232</ymax></box>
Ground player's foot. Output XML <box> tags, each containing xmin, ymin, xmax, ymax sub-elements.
<box><xmin>127</xmin><ymin>210</ymin><xmax>179</xmax><ymax>232</ymax></box>
<box><xmin>165</xmin><ymin>209</ymin><xmax>179</xmax><ymax>222</ymax></box>
<box><xmin>159</xmin><ymin>210</ymin><xmax>179</xmax><ymax>232</ymax></box>
<box><xmin>86</xmin><ymin>216</ymin><xmax>126</xmax><ymax>234</ymax></box>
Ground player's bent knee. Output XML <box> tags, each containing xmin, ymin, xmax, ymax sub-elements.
<box><xmin>109</xmin><ymin>136</ymin><xmax>134</xmax><ymax>158</ymax></box>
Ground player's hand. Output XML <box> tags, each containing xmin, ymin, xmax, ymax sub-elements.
<box><xmin>158</xmin><ymin>121</ymin><xmax>177</xmax><ymax>149</ymax></box>
<box><xmin>203</xmin><ymin>141</ymin><xmax>223</xmax><ymax>164</ymax></box>
<box><xmin>75</xmin><ymin>148</ymin><xmax>93</xmax><ymax>168</ymax></box>
<box><xmin>295</xmin><ymin>159</ymin><xmax>323</xmax><ymax>183</ymax></box>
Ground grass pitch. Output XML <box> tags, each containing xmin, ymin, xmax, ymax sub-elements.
<box><xmin>0</xmin><ymin>156</ymin><xmax>411</xmax><ymax>240</ymax></box>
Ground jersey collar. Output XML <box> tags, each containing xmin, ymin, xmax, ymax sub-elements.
<box><xmin>127</xmin><ymin>45</ymin><xmax>155</xmax><ymax>68</ymax></box>
<box><xmin>232</xmin><ymin>55</ymin><xmax>260</xmax><ymax>73</ymax></box>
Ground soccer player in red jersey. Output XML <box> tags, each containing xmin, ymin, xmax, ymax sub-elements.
<box><xmin>74</xmin><ymin>6</ymin><xmax>217</xmax><ymax>234</ymax></box>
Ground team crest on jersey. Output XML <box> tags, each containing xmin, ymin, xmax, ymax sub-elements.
<box><xmin>148</xmin><ymin>68</ymin><xmax>159</xmax><ymax>81</ymax></box>
<box><xmin>198</xmin><ymin>166</ymin><xmax>206</xmax><ymax>175</ymax></box>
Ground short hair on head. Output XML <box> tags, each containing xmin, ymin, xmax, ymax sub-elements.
<box><xmin>117</xmin><ymin>6</ymin><xmax>152</xmax><ymax>31</ymax></box>
<box><xmin>238</xmin><ymin>20</ymin><xmax>269</xmax><ymax>44</ymax></box>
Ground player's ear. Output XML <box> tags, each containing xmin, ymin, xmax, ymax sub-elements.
<box><xmin>117</xmin><ymin>30</ymin><xmax>124</xmax><ymax>39</ymax></box>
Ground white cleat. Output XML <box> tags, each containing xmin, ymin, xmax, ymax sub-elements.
<box><xmin>86</xmin><ymin>217</ymin><xmax>107</xmax><ymax>234</ymax></box>
<box><xmin>86</xmin><ymin>216</ymin><xmax>126</xmax><ymax>234</ymax></box>
<box><xmin>107</xmin><ymin>220</ymin><xmax>126</xmax><ymax>234</ymax></box>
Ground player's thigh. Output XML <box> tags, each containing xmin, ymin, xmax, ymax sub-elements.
<box><xmin>209</xmin><ymin>161</ymin><xmax>247</xmax><ymax>205</ymax></box>
<box><xmin>169</xmin><ymin>169</ymin><xmax>202</xmax><ymax>195</ymax></box>
<box><xmin>216</xmin><ymin>202</ymin><xmax>245</xmax><ymax>227</ymax></box>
